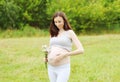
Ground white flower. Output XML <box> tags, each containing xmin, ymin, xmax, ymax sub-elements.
<box><xmin>42</xmin><ymin>45</ymin><xmax>49</xmax><ymax>53</ymax></box>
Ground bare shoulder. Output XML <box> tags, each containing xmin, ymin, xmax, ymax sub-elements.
<box><xmin>67</xmin><ymin>30</ymin><xmax>74</xmax><ymax>34</ymax></box>
<box><xmin>65</xmin><ymin>30</ymin><xmax>77</xmax><ymax>39</ymax></box>
<box><xmin>67</xmin><ymin>30</ymin><xmax>76</xmax><ymax>36</ymax></box>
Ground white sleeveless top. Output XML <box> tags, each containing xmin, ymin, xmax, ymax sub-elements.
<box><xmin>50</xmin><ymin>30</ymin><xmax>72</xmax><ymax>51</ymax></box>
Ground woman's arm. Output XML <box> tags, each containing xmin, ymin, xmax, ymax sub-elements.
<box><xmin>66</xmin><ymin>30</ymin><xmax>84</xmax><ymax>56</ymax></box>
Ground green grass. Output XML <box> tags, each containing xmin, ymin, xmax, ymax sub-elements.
<box><xmin>0</xmin><ymin>26</ymin><xmax>49</xmax><ymax>38</ymax></box>
<box><xmin>0</xmin><ymin>24</ymin><xmax>120</xmax><ymax>38</ymax></box>
<box><xmin>0</xmin><ymin>34</ymin><xmax>120</xmax><ymax>82</ymax></box>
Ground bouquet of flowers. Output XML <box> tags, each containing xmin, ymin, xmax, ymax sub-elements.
<box><xmin>42</xmin><ymin>45</ymin><xmax>49</xmax><ymax>68</ymax></box>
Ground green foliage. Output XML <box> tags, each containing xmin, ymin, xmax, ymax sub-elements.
<box><xmin>46</xmin><ymin>0</ymin><xmax>120</xmax><ymax>33</ymax></box>
<box><xmin>0</xmin><ymin>0</ymin><xmax>120</xmax><ymax>33</ymax></box>
<box><xmin>14</xmin><ymin>0</ymin><xmax>49</xmax><ymax>29</ymax></box>
<box><xmin>0</xmin><ymin>0</ymin><xmax>49</xmax><ymax>29</ymax></box>
<box><xmin>0</xmin><ymin>0</ymin><xmax>20</xmax><ymax>29</ymax></box>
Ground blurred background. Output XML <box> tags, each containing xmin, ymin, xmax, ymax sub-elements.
<box><xmin>0</xmin><ymin>0</ymin><xmax>120</xmax><ymax>82</ymax></box>
<box><xmin>0</xmin><ymin>0</ymin><xmax>120</xmax><ymax>38</ymax></box>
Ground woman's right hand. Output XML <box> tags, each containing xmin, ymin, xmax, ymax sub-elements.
<box><xmin>43</xmin><ymin>57</ymin><xmax>48</xmax><ymax>62</ymax></box>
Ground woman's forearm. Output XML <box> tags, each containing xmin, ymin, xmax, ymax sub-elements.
<box><xmin>67</xmin><ymin>48</ymin><xmax>84</xmax><ymax>56</ymax></box>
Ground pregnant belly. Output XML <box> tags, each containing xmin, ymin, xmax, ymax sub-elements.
<box><xmin>48</xmin><ymin>46</ymin><xmax>69</xmax><ymax>65</ymax></box>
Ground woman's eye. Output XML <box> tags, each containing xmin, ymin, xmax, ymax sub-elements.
<box><xmin>58</xmin><ymin>21</ymin><xmax>61</xmax><ymax>23</ymax></box>
<box><xmin>55</xmin><ymin>21</ymin><xmax>57</xmax><ymax>23</ymax></box>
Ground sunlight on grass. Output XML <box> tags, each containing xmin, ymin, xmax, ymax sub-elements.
<box><xmin>0</xmin><ymin>34</ymin><xmax>120</xmax><ymax>82</ymax></box>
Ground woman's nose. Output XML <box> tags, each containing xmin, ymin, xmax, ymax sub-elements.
<box><xmin>56</xmin><ymin>23</ymin><xmax>60</xmax><ymax>26</ymax></box>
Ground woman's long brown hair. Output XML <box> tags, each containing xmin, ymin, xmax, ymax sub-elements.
<box><xmin>49</xmin><ymin>11</ymin><xmax>71</xmax><ymax>37</ymax></box>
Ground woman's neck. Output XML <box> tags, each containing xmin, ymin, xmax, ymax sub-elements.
<box><xmin>59</xmin><ymin>28</ymin><xmax>65</xmax><ymax>34</ymax></box>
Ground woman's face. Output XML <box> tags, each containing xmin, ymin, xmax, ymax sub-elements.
<box><xmin>54</xmin><ymin>16</ymin><xmax>64</xmax><ymax>29</ymax></box>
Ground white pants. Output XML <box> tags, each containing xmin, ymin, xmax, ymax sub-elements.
<box><xmin>48</xmin><ymin>63</ymin><xmax>70</xmax><ymax>82</ymax></box>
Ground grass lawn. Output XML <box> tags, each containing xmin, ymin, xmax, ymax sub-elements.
<box><xmin>0</xmin><ymin>34</ymin><xmax>120</xmax><ymax>82</ymax></box>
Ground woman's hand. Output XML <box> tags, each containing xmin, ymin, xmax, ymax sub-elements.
<box><xmin>54</xmin><ymin>52</ymin><xmax>69</xmax><ymax>62</ymax></box>
<box><xmin>43</xmin><ymin>57</ymin><xmax>48</xmax><ymax>63</ymax></box>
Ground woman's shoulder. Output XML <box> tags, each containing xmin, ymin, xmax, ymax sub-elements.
<box><xmin>66</xmin><ymin>30</ymin><xmax>78</xmax><ymax>39</ymax></box>
<box><xmin>65</xmin><ymin>30</ymin><xmax>76</xmax><ymax>38</ymax></box>
<box><xmin>66</xmin><ymin>30</ymin><xmax>75</xmax><ymax>35</ymax></box>
<box><xmin>66</xmin><ymin>29</ymin><xmax>73</xmax><ymax>33</ymax></box>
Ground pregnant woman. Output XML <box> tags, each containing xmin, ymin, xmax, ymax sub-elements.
<box><xmin>45</xmin><ymin>11</ymin><xmax>84</xmax><ymax>82</ymax></box>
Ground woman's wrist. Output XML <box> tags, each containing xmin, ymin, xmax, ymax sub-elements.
<box><xmin>65</xmin><ymin>52</ymin><xmax>70</xmax><ymax>57</ymax></box>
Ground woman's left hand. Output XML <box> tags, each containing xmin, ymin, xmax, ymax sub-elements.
<box><xmin>54</xmin><ymin>52</ymin><xmax>69</xmax><ymax>62</ymax></box>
